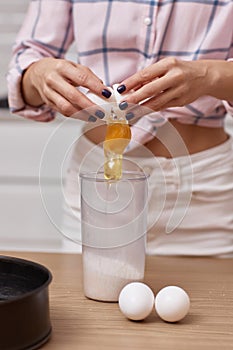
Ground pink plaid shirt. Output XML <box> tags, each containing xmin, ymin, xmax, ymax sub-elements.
<box><xmin>7</xmin><ymin>0</ymin><xmax>233</xmax><ymax>145</ymax></box>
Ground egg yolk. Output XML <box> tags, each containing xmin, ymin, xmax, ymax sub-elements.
<box><xmin>103</xmin><ymin>122</ymin><xmax>131</xmax><ymax>180</ymax></box>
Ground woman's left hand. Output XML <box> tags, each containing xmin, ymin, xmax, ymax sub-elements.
<box><xmin>118</xmin><ymin>57</ymin><xmax>212</xmax><ymax>118</ymax></box>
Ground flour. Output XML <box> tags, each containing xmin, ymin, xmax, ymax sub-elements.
<box><xmin>82</xmin><ymin>245</ymin><xmax>145</xmax><ymax>302</ymax></box>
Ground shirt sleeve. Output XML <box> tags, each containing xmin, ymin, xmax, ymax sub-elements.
<box><xmin>7</xmin><ymin>0</ymin><xmax>74</xmax><ymax>122</ymax></box>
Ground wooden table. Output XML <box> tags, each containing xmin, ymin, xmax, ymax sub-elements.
<box><xmin>2</xmin><ymin>252</ymin><xmax>233</xmax><ymax>350</ymax></box>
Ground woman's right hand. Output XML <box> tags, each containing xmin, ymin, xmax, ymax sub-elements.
<box><xmin>22</xmin><ymin>57</ymin><xmax>112</xmax><ymax>121</ymax></box>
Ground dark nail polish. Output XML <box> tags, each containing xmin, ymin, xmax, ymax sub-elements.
<box><xmin>102</xmin><ymin>89</ymin><xmax>112</xmax><ymax>99</ymax></box>
<box><xmin>126</xmin><ymin>112</ymin><xmax>135</xmax><ymax>121</ymax></box>
<box><xmin>88</xmin><ymin>115</ymin><xmax>97</xmax><ymax>122</ymax></box>
<box><xmin>95</xmin><ymin>110</ymin><xmax>105</xmax><ymax>119</ymax></box>
<box><xmin>117</xmin><ymin>84</ymin><xmax>126</xmax><ymax>94</ymax></box>
<box><xmin>119</xmin><ymin>101</ymin><xmax>128</xmax><ymax>110</ymax></box>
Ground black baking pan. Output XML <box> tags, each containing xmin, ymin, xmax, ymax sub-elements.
<box><xmin>0</xmin><ymin>255</ymin><xmax>52</xmax><ymax>350</ymax></box>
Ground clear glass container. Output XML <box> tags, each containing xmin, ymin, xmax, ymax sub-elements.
<box><xmin>80</xmin><ymin>171</ymin><xmax>149</xmax><ymax>302</ymax></box>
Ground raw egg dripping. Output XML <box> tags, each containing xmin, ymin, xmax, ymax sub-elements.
<box><xmin>103</xmin><ymin>121</ymin><xmax>131</xmax><ymax>181</ymax></box>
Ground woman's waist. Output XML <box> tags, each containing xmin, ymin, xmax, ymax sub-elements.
<box><xmin>145</xmin><ymin>119</ymin><xmax>228</xmax><ymax>157</ymax></box>
<box><xmin>84</xmin><ymin>119</ymin><xmax>228</xmax><ymax>158</ymax></box>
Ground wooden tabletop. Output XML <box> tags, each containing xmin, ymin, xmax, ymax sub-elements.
<box><xmin>2</xmin><ymin>251</ymin><xmax>233</xmax><ymax>350</ymax></box>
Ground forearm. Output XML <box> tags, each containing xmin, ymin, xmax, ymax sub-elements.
<box><xmin>22</xmin><ymin>62</ymin><xmax>44</xmax><ymax>107</ymax></box>
<box><xmin>205</xmin><ymin>60</ymin><xmax>233</xmax><ymax>102</ymax></box>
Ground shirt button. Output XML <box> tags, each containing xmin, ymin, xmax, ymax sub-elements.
<box><xmin>144</xmin><ymin>17</ymin><xmax>152</xmax><ymax>26</ymax></box>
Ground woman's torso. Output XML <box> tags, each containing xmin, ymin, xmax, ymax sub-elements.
<box><xmin>85</xmin><ymin>120</ymin><xmax>228</xmax><ymax>157</ymax></box>
<box><xmin>73</xmin><ymin>0</ymin><xmax>232</xmax><ymax>155</ymax></box>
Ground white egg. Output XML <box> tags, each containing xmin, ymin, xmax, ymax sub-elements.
<box><xmin>112</xmin><ymin>84</ymin><xmax>123</xmax><ymax>104</ymax></box>
<box><xmin>112</xmin><ymin>84</ymin><xmax>129</xmax><ymax>120</ymax></box>
<box><xmin>118</xmin><ymin>282</ymin><xmax>154</xmax><ymax>321</ymax></box>
<box><xmin>86</xmin><ymin>84</ymin><xmax>128</xmax><ymax>121</ymax></box>
<box><xmin>86</xmin><ymin>88</ymin><xmax>115</xmax><ymax>117</ymax></box>
<box><xmin>155</xmin><ymin>286</ymin><xmax>190</xmax><ymax>323</ymax></box>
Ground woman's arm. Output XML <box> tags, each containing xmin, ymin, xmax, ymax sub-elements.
<box><xmin>117</xmin><ymin>58</ymin><xmax>233</xmax><ymax>117</ymax></box>
<box><xmin>8</xmin><ymin>0</ymin><xmax>111</xmax><ymax>121</ymax></box>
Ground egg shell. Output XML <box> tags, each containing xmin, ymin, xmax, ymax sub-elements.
<box><xmin>86</xmin><ymin>84</ymin><xmax>128</xmax><ymax>121</ymax></box>
<box><xmin>118</xmin><ymin>282</ymin><xmax>154</xmax><ymax>321</ymax></box>
<box><xmin>112</xmin><ymin>84</ymin><xmax>126</xmax><ymax>120</ymax></box>
<box><xmin>155</xmin><ymin>286</ymin><xmax>190</xmax><ymax>323</ymax></box>
<box><xmin>112</xmin><ymin>84</ymin><xmax>123</xmax><ymax>104</ymax></box>
<box><xmin>86</xmin><ymin>88</ymin><xmax>115</xmax><ymax>117</ymax></box>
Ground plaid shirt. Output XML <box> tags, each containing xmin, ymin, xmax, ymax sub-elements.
<box><xmin>7</xmin><ymin>0</ymin><xmax>233</xmax><ymax>144</ymax></box>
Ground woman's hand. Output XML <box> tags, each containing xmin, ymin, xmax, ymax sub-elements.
<box><xmin>22</xmin><ymin>57</ymin><xmax>112</xmax><ymax>121</ymax></box>
<box><xmin>117</xmin><ymin>57</ymin><xmax>215</xmax><ymax>120</ymax></box>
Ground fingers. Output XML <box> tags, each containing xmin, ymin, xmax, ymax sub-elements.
<box><xmin>144</xmin><ymin>85</ymin><xmax>186</xmax><ymax>110</ymax></box>
<box><xmin>119</xmin><ymin>102</ymin><xmax>166</xmax><ymax>127</ymax></box>
<box><xmin>115</xmin><ymin>57</ymin><xmax>205</xmax><ymax>117</ymax></box>
<box><xmin>121</xmin><ymin>85</ymin><xmax>186</xmax><ymax>123</ymax></box>
<box><xmin>125</xmin><ymin>75</ymin><xmax>173</xmax><ymax>105</ymax></box>
<box><xmin>118</xmin><ymin>58</ymin><xmax>172</xmax><ymax>95</ymax></box>
<box><xmin>40</xmin><ymin>76</ymin><xmax>105</xmax><ymax>123</ymax></box>
<box><xmin>115</xmin><ymin>74</ymin><xmax>174</xmax><ymax>120</ymax></box>
<box><xmin>47</xmin><ymin>73</ymin><xmax>104</xmax><ymax>113</ymax></box>
<box><xmin>41</xmin><ymin>88</ymin><xmax>78</xmax><ymax>116</ymax></box>
<box><xmin>116</xmin><ymin>57</ymin><xmax>187</xmax><ymax>105</ymax></box>
<box><xmin>57</xmin><ymin>60</ymin><xmax>112</xmax><ymax>99</ymax></box>
<box><xmin>37</xmin><ymin>58</ymin><xmax>111</xmax><ymax>122</ymax></box>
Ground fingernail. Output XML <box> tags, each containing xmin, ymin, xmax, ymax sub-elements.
<box><xmin>126</xmin><ymin>112</ymin><xmax>134</xmax><ymax>121</ymax></box>
<box><xmin>117</xmin><ymin>84</ymin><xmax>126</xmax><ymax>94</ymax></box>
<box><xmin>88</xmin><ymin>115</ymin><xmax>97</xmax><ymax>122</ymax></box>
<box><xmin>119</xmin><ymin>101</ymin><xmax>128</xmax><ymax>110</ymax></box>
<box><xmin>102</xmin><ymin>89</ymin><xmax>112</xmax><ymax>98</ymax></box>
<box><xmin>95</xmin><ymin>110</ymin><xmax>105</xmax><ymax>119</ymax></box>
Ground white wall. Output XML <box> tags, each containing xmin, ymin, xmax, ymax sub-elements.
<box><xmin>0</xmin><ymin>0</ymin><xmax>30</xmax><ymax>96</ymax></box>
<box><xmin>0</xmin><ymin>111</ymin><xmax>83</xmax><ymax>252</ymax></box>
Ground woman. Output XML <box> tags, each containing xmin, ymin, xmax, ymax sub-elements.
<box><xmin>7</xmin><ymin>0</ymin><xmax>233</xmax><ymax>256</ymax></box>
